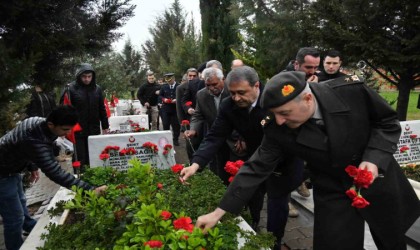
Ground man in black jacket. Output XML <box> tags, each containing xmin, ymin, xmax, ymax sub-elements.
<box><xmin>60</xmin><ymin>63</ymin><xmax>109</xmax><ymax>167</ymax></box>
<box><xmin>0</xmin><ymin>105</ymin><xmax>105</xmax><ymax>250</ymax></box>
<box><xmin>137</xmin><ymin>71</ymin><xmax>160</xmax><ymax>130</ymax></box>
<box><xmin>317</xmin><ymin>50</ymin><xmax>347</xmax><ymax>82</ymax></box>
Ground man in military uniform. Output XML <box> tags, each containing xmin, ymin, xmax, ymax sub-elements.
<box><xmin>195</xmin><ymin>71</ymin><xmax>420</xmax><ymax>250</ymax></box>
<box><xmin>159</xmin><ymin>73</ymin><xmax>180</xmax><ymax>145</ymax></box>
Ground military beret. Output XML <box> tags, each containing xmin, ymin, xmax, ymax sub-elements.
<box><xmin>164</xmin><ymin>73</ymin><xmax>174</xmax><ymax>77</ymax></box>
<box><xmin>261</xmin><ymin>71</ymin><xmax>307</xmax><ymax>109</ymax></box>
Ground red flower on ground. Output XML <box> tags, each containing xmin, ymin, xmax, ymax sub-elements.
<box><xmin>181</xmin><ymin>120</ymin><xmax>190</xmax><ymax>126</ymax></box>
<box><xmin>99</xmin><ymin>153</ymin><xmax>110</xmax><ymax>160</ymax></box>
<box><xmin>351</xmin><ymin>196</ymin><xmax>370</xmax><ymax>208</ymax></box>
<box><xmin>157</xmin><ymin>183</ymin><xmax>163</xmax><ymax>189</ymax></box>
<box><xmin>185</xmin><ymin>101</ymin><xmax>193</xmax><ymax>107</ymax></box>
<box><xmin>353</xmin><ymin>169</ymin><xmax>373</xmax><ymax>188</ymax></box>
<box><xmin>160</xmin><ymin>210</ymin><xmax>172</xmax><ymax>220</ymax></box>
<box><xmin>72</xmin><ymin>161</ymin><xmax>81</xmax><ymax>168</ymax></box>
<box><xmin>144</xmin><ymin>240</ymin><xmax>163</xmax><ymax>248</ymax></box>
<box><xmin>173</xmin><ymin>217</ymin><xmax>194</xmax><ymax>232</ymax></box>
<box><xmin>345</xmin><ymin>165</ymin><xmax>358</xmax><ymax>177</ymax></box>
<box><xmin>171</xmin><ymin>164</ymin><xmax>184</xmax><ymax>173</ymax></box>
<box><xmin>345</xmin><ymin>188</ymin><xmax>357</xmax><ymax>199</ymax></box>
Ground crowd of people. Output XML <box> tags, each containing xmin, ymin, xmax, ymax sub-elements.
<box><xmin>0</xmin><ymin>46</ymin><xmax>419</xmax><ymax>250</ymax></box>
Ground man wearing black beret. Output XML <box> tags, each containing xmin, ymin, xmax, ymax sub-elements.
<box><xmin>195</xmin><ymin>71</ymin><xmax>420</xmax><ymax>249</ymax></box>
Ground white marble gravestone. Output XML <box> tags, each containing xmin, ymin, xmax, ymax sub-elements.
<box><xmin>115</xmin><ymin>99</ymin><xmax>142</xmax><ymax>116</ymax></box>
<box><xmin>394</xmin><ymin>120</ymin><xmax>420</xmax><ymax>164</ymax></box>
<box><xmin>109</xmin><ymin>115</ymin><xmax>149</xmax><ymax>132</ymax></box>
<box><xmin>88</xmin><ymin>131</ymin><xmax>175</xmax><ymax>171</ymax></box>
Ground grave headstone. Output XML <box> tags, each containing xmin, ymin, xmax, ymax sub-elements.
<box><xmin>394</xmin><ymin>120</ymin><xmax>420</xmax><ymax>165</ymax></box>
<box><xmin>88</xmin><ymin>131</ymin><xmax>175</xmax><ymax>171</ymax></box>
<box><xmin>109</xmin><ymin>115</ymin><xmax>149</xmax><ymax>132</ymax></box>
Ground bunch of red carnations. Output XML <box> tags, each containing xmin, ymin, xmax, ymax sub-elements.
<box><xmin>345</xmin><ymin>165</ymin><xmax>374</xmax><ymax>209</ymax></box>
<box><xmin>224</xmin><ymin>160</ymin><xmax>244</xmax><ymax>183</ymax></box>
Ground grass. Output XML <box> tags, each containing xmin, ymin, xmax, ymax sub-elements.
<box><xmin>379</xmin><ymin>91</ymin><xmax>420</xmax><ymax>121</ymax></box>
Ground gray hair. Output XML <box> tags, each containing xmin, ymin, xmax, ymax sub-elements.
<box><xmin>225</xmin><ymin>66</ymin><xmax>259</xmax><ymax>87</ymax></box>
<box><xmin>202</xmin><ymin>67</ymin><xmax>224</xmax><ymax>82</ymax></box>
<box><xmin>294</xmin><ymin>83</ymin><xmax>312</xmax><ymax>102</ymax></box>
<box><xmin>206</xmin><ymin>60</ymin><xmax>223</xmax><ymax>70</ymax></box>
<box><xmin>186</xmin><ymin>68</ymin><xmax>198</xmax><ymax>74</ymax></box>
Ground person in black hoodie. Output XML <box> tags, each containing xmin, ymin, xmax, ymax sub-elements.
<box><xmin>60</xmin><ymin>63</ymin><xmax>109</xmax><ymax>167</ymax></box>
<box><xmin>26</xmin><ymin>85</ymin><xmax>56</xmax><ymax>118</ymax></box>
<box><xmin>0</xmin><ymin>105</ymin><xmax>105</xmax><ymax>250</ymax></box>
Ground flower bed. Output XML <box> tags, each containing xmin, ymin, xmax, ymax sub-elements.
<box><xmin>39</xmin><ymin>159</ymin><xmax>274</xmax><ymax>249</ymax></box>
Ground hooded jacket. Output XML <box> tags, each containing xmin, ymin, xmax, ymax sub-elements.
<box><xmin>0</xmin><ymin>117</ymin><xmax>93</xmax><ymax>190</ymax></box>
<box><xmin>60</xmin><ymin>63</ymin><xmax>109</xmax><ymax>136</ymax></box>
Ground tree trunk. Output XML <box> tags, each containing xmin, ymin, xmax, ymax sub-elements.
<box><xmin>396</xmin><ymin>74</ymin><xmax>413</xmax><ymax>121</ymax></box>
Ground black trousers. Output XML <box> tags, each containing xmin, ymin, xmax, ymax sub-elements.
<box><xmin>161</xmin><ymin>108</ymin><xmax>180</xmax><ymax>141</ymax></box>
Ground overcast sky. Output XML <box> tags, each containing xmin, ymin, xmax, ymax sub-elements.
<box><xmin>112</xmin><ymin>0</ymin><xmax>201</xmax><ymax>52</ymax></box>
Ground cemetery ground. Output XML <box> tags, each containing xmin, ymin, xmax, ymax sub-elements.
<box><xmin>380</xmin><ymin>91</ymin><xmax>420</xmax><ymax>120</ymax></box>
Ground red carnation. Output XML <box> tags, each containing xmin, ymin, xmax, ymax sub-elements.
<box><xmin>72</xmin><ymin>161</ymin><xmax>81</xmax><ymax>168</ymax></box>
<box><xmin>160</xmin><ymin>210</ymin><xmax>172</xmax><ymax>220</ymax></box>
<box><xmin>345</xmin><ymin>165</ymin><xmax>358</xmax><ymax>177</ymax></box>
<box><xmin>171</xmin><ymin>164</ymin><xmax>184</xmax><ymax>173</ymax></box>
<box><xmin>353</xmin><ymin>169</ymin><xmax>373</xmax><ymax>188</ymax></box>
<box><xmin>228</xmin><ymin>176</ymin><xmax>234</xmax><ymax>183</ymax></box>
<box><xmin>119</xmin><ymin>149</ymin><xmax>127</xmax><ymax>156</ymax></box>
<box><xmin>410</xmin><ymin>134</ymin><xmax>417</xmax><ymax>139</ymax></box>
<box><xmin>144</xmin><ymin>240</ymin><xmax>163</xmax><ymax>248</ymax></box>
<box><xmin>345</xmin><ymin>188</ymin><xmax>357</xmax><ymax>199</ymax></box>
<box><xmin>173</xmin><ymin>217</ymin><xmax>194</xmax><ymax>232</ymax></box>
<box><xmin>234</xmin><ymin>160</ymin><xmax>244</xmax><ymax>168</ymax></box>
<box><xmin>99</xmin><ymin>153</ymin><xmax>110</xmax><ymax>160</ymax></box>
<box><xmin>181</xmin><ymin>120</ymin><xmax>190</xmax><ymax>126</ymax></box>
<box><xmin>157</xmin><ymin>183</ymin><xmax>163</xmax><ymax>189</ymax></box>
<box><xmin>400</xmin><ymin>145</ymin><xmax>409</xmax><ymax>153</ymax></box>
<box><xmin>351</xmin><ymin>195</ymin><xmax>370</xmax><ymax>208</ymax></box>
<box><xmin>185</xmin><ymin>101</ymin><xmax>193</xmax><ymax>107</ymax></box>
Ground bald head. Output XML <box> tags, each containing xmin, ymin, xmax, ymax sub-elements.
<box><xmin>231</xmin><ymin>59</ymin><xmax>244</xmax><ymax>69</ymax></box>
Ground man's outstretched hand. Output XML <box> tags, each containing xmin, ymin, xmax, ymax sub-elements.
<box><xmin>196</xmin><ymin>208</ymin><xmax>226</xmax><ymax>233</ymax></box>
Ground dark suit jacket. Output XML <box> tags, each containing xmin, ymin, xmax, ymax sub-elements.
<box><xmin>176</xmin><ymin>83</ymin><xmax>189</xmax><ymax>124</ymax></box>
<box><xmin>159</xmin><ymin>83</ymin><xmax>179</xmax><ymax>112</ymax></box>
<box><xmin>220</xmin><ymin>77</ymin><xmax>420</xmax><ymax>248</ymax></box>
<box><xmin>181</xmin><ymin>78</ymin><xmax>205</xmax><ymax>114</ymax></box>
<box><xmin>192</xmin><ymin>84</ymin><xmax>301</xmax><ymax>196</ymax></box>
<box><xmin>190</xmin><ymin>87</ymin><xmax>230</xmax><ymax>133</ymax></box>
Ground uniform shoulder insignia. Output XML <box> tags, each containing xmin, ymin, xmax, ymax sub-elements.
<box><xmin>261</xmin><ymin>115</ymin><xmax>273</xmax><ymax>128</ymax></box>
<box><xmin>327</xmin><ymin>74</ymin><xmax>364</xmax><ymax>88</ymax></box>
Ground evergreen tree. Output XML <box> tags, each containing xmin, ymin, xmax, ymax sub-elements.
<box><xmin>142</xmin><ymin>0</ymin><xmax>186</xmax><ymax>76</ymax></box>
<box><xmin>200</xmin><ymin>0</ymin><xmax>239</xmax><ymax>70</ymax></box>
<box><xmin>310</xmin><ymin>0</ymin><xmax>420</xmax><ymax>120</ymax></box>
<box><xmin>118</xmin><ymin>40</ymin><xmax>146</xmax><ymax>99</ymax></box>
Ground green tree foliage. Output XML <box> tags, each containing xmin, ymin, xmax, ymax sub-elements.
<box><xmin>233</xmin><ymin>0</ymin><xmax>314</xmax><ymax>80</ymax></box>
<box><xmin>142</xmin><ymin>0</ymin><xmax>202</xmax><ymax>79</ymax></box>
<box><xmin>310</xmin><ymin>0</ymin><xmax>420</xmax><ymax>121</ymax></box>
<box><xmin>118</xmin><ymin>39</ymin><xmax>146</xmax><ymax>99</ymax></box>
<box><xmin>0</xmin><ymin>0</ymin><xmax>135</xmax><ymax>134</ymax></box>
<box><xmin>142</xmin><ymin>0</ymin><xmax>186</xmax><ymax>76</ymax></box>
<box><xmin>200</xmin><ymin>0</ymin><xmax>239</xmax><ymax>70</ymax></box>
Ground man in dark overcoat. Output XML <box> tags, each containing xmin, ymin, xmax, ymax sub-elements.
<box><xmin>159</xmin><ymin>73</ymin><xmax>180</xmax><ymax>145</ymax></box>
<box><xmin>195</xmin><ymin>71</ymin><xmax>420</xmax><ymax>250</ymax></box>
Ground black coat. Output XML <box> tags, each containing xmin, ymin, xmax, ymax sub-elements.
<box><xmin>137</xmin><ymin>81</ymin><xmax>160</xmax><ymax>106</ymax></box>
<box><xmin>0</xmin><ymin>117</ymin><xmax>93</xmax><ymax>190</ymax></box>
<box><xmin>220</xmin><ymin>78</ymin><xmax>420</xmax><ymax>249</ymax></box>
<box><xmin>60</xmin><ymin>64</ymin><xmax>109</xmax><ymax>136</ymax></box>
<box><xmin>26</xmin><ymin>90</ymin><xmax>56</xmax><ymax>118</ymax></box>
<box><xmin>159</xmin><ymin>83</ymin><xmax>179</xmax><ymax>112</ymax></box>
<box><xmin>181</xmin><ymin>78</ymin><xmax>205</xmax><ymax>114</ymax></box>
